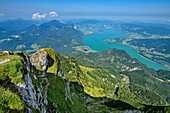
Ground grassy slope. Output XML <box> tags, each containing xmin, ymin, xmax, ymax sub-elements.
<box><xmin>55</xmin><ymin>50</ymin><xmax>169</xmax><ymax>111</ymax></box>
<box><xmin>72</xmin><ymin>49</ymin><xmax>169</xmax><ymax>106</ymax></box>
<box><xmin>0</xmin><ymin>52</ymin><xmax>25</xmax><ymax>84</ymax></box>
<box><xmin>0</xmin><ymin>51</ymin><xmax>26</xmax><ymax>112</ymax></box>
<box><xmin>56</xmin><ymin>53</ymin><xmax>170</xmax><ymax>112</ymax></box>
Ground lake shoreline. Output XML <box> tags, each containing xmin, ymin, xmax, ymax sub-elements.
<box><xmin>83</xmin><ymin>28</ymin><xmax>170</xmax><ymax>71</ymax></box>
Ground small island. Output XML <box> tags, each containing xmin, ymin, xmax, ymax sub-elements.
<box><xmin>104</xmin><ymin>39</ymin><xmax>116</xmax><ymax>43</ymax></box>
<box><xmin>104</xmin><ymin>38</ymin><xmax>123</xmax><ymax>44</ymax></box>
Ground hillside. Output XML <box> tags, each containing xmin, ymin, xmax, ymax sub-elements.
<box><xmin>0</xmin><ymin>48</ymin><xmax>169</xmax><ymax>112</ymax></box>
<box><xmin>0</xmin><ymin>20</ymin><xmax>84</xmax><ymax>55</ymax></box>
<box><xmin>127</xmin><ymin>38</ymin><xmax>170</xmax><ymax>69</ymax></box>
<box><xmin>74</xmin><ymin>49</ymin><xmax>170</xmax><ymax>105</ymax></box>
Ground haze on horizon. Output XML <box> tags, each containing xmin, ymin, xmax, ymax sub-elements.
<box><xmin>0</xmin><ymin>0</ymin><xmax>170</xmax><ymax>22</ymax></box>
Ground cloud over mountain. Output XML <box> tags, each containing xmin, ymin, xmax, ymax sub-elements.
<box><xmin>32</xmin><ymin>11</ymin><xmax>58</xmax><ymax>19</ymax></box>
<box><xmin>32</xmin><ymin>13</ymin><xmax>46</xmax><ymax>19</ymax></box>
<box><xmin>49</xmin><ymin>11</ymin><xmax>58</xmax><ymax>17</ymax></box>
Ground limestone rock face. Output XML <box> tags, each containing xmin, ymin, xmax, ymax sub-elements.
<box><xmin>30</xmin><ymin>50</ymin><xmax>48</xmax><ymax>71</ymax></box>
<box><xmin>14</xmin><ymin>48</ymin><xmax>59</xmax><ymax>113</ymax></box>
<box><xmin>15</xmin><ymin>52</ymin><xmax>48</xmax><ymax>113</ymax></box>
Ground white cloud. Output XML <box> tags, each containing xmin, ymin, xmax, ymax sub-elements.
<box><xmin>49</xmin><ymin>11</ymin><xmax>58</xmax><ymax>17</ymax></box>
<box><xmin>0</xmin><ymin>13</ymin><xmax>3</xmax><ymax>16</ymax></box>
<box><xmin>32</xmin><ymin>13</ymin><xmax>46</xmax><ymax>19</ymax></box>
<box><xmin>32</xmin><ymin>11</ymin><xmax>58</xmax><ymax>19</ymax></box>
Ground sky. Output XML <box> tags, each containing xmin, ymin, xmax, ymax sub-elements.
<box><xmin>0</xmin><ymin>0</ymin><xmax>170</xmax><ymax>21</ymax></box>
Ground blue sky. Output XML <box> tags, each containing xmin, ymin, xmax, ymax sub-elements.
<box><xmin>0</xmin><ymin>0</ymin><xmax>170</xmax><ymax>20</ymax></box>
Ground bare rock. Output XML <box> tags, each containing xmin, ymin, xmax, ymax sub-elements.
<box><xmin>30</xmin><ymin>50</ymin><xmax>48</xmax><ymax>71</ymax></box>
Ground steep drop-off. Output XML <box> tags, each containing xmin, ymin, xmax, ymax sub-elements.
<box><xmin>0</xmin><ymin>48</ymin><xmax>59</xmax><ymax>112</ymax></box>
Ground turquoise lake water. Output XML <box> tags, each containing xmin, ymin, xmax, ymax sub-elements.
<box><xmin>83</xmin><ymin>29</ymin><xmax>170</xmax><ymax>71</ymax></box>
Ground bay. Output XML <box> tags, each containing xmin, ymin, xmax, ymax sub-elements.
<box><xmin>83</xmin><ymin>29</ymin><xmax>170</xmax><ymax>71</ymax></box>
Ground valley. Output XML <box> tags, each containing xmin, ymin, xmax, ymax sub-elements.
<box><xmin>0</xmin><ymin>19</ymin><xmax>170</xmax><ymax>112</ymax></box>
<box><xmin>1</xmin><ymin>0</ymin><xmax>170</xmax><ymax>112</ymax></box>
<box><xmin>71</xmin><ymin>19</ymin><xmax>170</xmax><ymax>70</ymax></box>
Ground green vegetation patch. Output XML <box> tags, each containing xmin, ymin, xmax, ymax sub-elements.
<box><xmin>16</xmin><ymin>44</ymin><xmax>26</xmax><ymax>50</ymax></box>
<box><xmin>44</xmin><ymin>48</ymin><xmax>59</xmax><ymax>75</ymax></box>
<box><xmin>25</xmin><ymin>49</ymin><xmax>36</xmax><ymax>54</ymax></box>
<box><xmin>0</xmin><ymin>53</ymin><xmax>25</xmax><ymax>84</ymax></box>
<box><xmin>31</xmin><ymin>43</ymin><xmax>39</xmax><ymax>50</ymax></box>
<box><xmin>129</xmin><ymin>84</ymin><xmax>167</xmax><ymax>106</ymax></box>
<box><xmin>0</xmin><ymin>86</ymin><xmax>24</xmax><ymax>113</ymax></box>
<box><xmin>73</xmin><ymin>46</ymin><xmax>97</xmax><ymax>53</ymax></box>
<box><xmin>119</xmin><ymin>97</ymin><xmax>145</xmax><ymax>109</ymax></box>
<box><xmin>25</xmin><ymin>43</ymin><xmax>40</xmax><ymax>54</ymax></box>
<box><xmin>47</xmin><ymin>74</ymin><xmax>87</xmax><ymax>113</ymax></box>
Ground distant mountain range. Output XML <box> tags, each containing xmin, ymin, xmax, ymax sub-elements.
<box><xmin>0</xmin><ymin>20</ymin><xmax>84</xmax><ymax>55</ymax></box>
<box><xmin>0</xmin><ymin>19</ymin><xmax>36</xmax><ymax>31</ymax></box>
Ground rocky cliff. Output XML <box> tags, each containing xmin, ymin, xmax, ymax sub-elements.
<box><xmin>0</xmin><ymin>48</ymin><xmax>59</xmax><ymax>112</ymax></box>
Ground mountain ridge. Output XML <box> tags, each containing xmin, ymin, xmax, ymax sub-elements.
<box><xmin>0</xmin><ymin>48</ymin><xmax>169</xmax><ymax>112</ymax></box>
<box><xmin>0</xmin><ymin>20</ymin><xmax>84</xmax><ymax>55</ymax></box>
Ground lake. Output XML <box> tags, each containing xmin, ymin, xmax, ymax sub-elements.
<box><xmin>83</xmin><ymin>29</ymin><xmax>170</xmax><ymax>71</ymax></box>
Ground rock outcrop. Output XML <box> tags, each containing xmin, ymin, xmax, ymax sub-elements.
<box><xmin>14</xmin><ymin>48</ymin><xmax>59</xmax><ymax>113</ymax></box>
<box><xmin>30</xmin><ymin>50</ymin><xmax>48</xmax><ymax>71</ymax></box>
